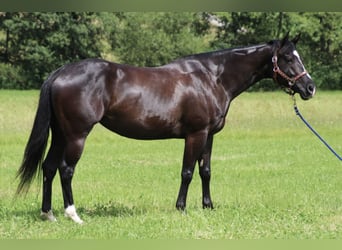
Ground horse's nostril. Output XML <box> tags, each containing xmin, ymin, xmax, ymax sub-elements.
<box><xmin>307</xmin><ymin>84</ymin><xmax>316</xmax><ymax>95</ymax></box>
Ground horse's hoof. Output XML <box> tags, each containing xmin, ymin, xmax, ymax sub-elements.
<box><xmin>41</xmin><ymin>210</ymin><xmax>57</xmax><ymax>222</ymax></box>
<box><xmin>64</xmin><ymin>205</ymin><xmax>83</xmax><ymax>224</ymax></box>
<box><xmin>202</xmin><ymin>202</ymin><xmax>214</xmax><ymax>210</ymax></box>
<box><xmin>176</xmin><ymin>202</ymin><xmax>186</xmax><ymax>212</ymax></box>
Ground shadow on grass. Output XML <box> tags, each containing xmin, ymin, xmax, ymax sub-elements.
<box><xmin>1</xmin><ymin>206</ymin><xmax>42</xmax><ymax>222</ymax></box>
<box><xmin>79</xmin><ymin>201</ymin><xmax>148</xmax><ymax>218</ymax></box>
<box><xmin>1</xmin><ymin>201</ymin><xmax>147</xmax><ymax>223</ymax></box>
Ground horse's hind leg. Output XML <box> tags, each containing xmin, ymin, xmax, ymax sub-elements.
<box><xmin>41</xmin><ymin>127</ymin><xmax>65</xmax><ymax>221</ymax></box>
<box><xmin>59</xmin><ymin>136</ymin><xmax>87</xmax><ymax>224</ymax></box>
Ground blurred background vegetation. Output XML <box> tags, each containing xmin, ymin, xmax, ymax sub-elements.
<box><xmin>0</xmin><ymin>12</ymin><xmax>341</xmax><ymax>90</ymax></box>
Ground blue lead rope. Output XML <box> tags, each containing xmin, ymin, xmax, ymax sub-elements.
<box><xmin>292</xmin><ymin>96</ymin><xmax>341</xmax><ymax>161</ymax></box>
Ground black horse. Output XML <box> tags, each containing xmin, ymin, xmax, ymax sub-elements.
<box><xmin>17</xmin><ymin>34</ymin><xmax>315</xmax><ymax>223</ymax></box>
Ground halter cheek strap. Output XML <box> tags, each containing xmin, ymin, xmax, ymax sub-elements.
<box><xmin>272</xmin><ymin>55</ymin><xmax>307</xmax><ymax>87</ymax></box>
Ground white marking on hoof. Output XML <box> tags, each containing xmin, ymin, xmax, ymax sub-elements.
<box><xmin>41</xmin><ymin>210</ymin><xmax>57</xmax><ymax>222</ymax></box>
<box><xmin>64</xmin><ymin>205</ymin><xmax>83</xmax><ymax>224</ymax></box>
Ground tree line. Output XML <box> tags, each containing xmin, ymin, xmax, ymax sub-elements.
<box><xmin>0</xmin><ymin>12</ymin><xmax>341</xmax><ymax>90</ymax></box>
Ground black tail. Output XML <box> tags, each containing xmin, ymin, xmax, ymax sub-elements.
<box><xmin>16</xmin><ymin>80</ymin><xmax>52</xmax><ymax>194</ymax></box>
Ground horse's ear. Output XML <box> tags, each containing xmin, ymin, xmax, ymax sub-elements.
<box><xmin>280</xmin><ymin>32</ymin><xmax>290</xmax><ymax>47</ymax></box>
<box><xmin>292</xmin><ymin>33</ymin><xmax>301</xmax><ymax>45</ymax></box>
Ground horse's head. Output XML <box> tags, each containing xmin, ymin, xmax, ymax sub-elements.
<box><xmin>272</xmin><ymin>33</ymin><xmax>316</xmax><ymax>100</ymax></box>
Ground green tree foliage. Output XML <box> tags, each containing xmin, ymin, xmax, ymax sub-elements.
<box><xmin>0</xmin><ymin>12</ymin><xmax>104</xmax><ymax>88</ymax></box>
<box><xmin>212</xmin><ymin>12</ymin><xmax>281</xmax><ymax>47</ymax></box>
<box><xmin>111</xmin><ymin>12</ymin><xmax>209</xmax><ymax>66</ymax></box>
<box><xmin>0</xmin><ymin>12</ymin><xmax>341</xmax><ymax>90</ymax></box>
<box><xmin>290</xmin><ymin>12</ymin><xmax>342</xmax><ymax>90</ymax></box>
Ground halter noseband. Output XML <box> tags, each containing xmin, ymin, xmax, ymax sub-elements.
<box><xmin>272</xmin><ymin>54</ymin><xmax>308</xmax><ymax>89</ymax></box>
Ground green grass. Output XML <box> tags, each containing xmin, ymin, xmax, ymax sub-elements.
<box><xmin>0</xmin><ymin>90</ymin><xmax>341</xmax><ymax>239</ymax></box>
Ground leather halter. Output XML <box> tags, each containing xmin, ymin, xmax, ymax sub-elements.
<box><xmin>272</xmin><ymin>55</ymin><xmax>308</xmax><ymax>87</ymax></box>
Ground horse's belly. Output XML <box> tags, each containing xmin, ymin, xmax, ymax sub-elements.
<box><xmin>100</xmin><ymin>114</ymin><xmax>183</xmax><ymax>140</ymax></box>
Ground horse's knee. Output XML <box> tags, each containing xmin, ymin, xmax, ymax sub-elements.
<box><xmin>59</xmin><ymin>163</ymin><xmax>75</xmax><ymax>181</ymax></box>
<box><xmin>42</xmin><ymin>163</ymin><xmax>58</xmax><ymax>181</ymax></box>
<box><xmin>199</xmin><ymin>166</ymin><xmax>211</xmax><ymax>181</ymax></box>
<box><xmin>181</xmin><ymin>169</ymin><xmax>194</xmax><ymax>184</ymax></box>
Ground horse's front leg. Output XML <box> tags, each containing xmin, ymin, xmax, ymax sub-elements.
<box><xmin>176</xmin><ymin>130</ymin><xmax>208</xmax><ymax>210</ymax></box>
<box><xmin>199</xmin><ymin>135</ymin><xmax>214</xmax><ymax>209</ymax></box>
<box><xmin>198</xmin><ymin>134</ymin><xmax>214</xmax><ymax>209</ymax></box>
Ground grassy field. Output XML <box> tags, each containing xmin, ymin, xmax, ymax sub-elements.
<box><xmin>0</xmin><ymin>90</ymin><xmax>341</xmax><ymax>239</ymax></box>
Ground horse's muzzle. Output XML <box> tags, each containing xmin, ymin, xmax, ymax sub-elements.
<box><xmin>307</xmin><ymin>83</ymin><xmax>316</xmax><ymax>97</ymax></box>
<box><xmin>297</xmin><ymin>82</ymin><xmax>316</xmax><ymax>100</ymax></box>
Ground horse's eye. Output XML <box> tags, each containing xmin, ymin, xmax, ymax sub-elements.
<box><xmin>284</xmin><ymin>54</ymin><xmax>293</xmax><ymax>63</ymax></box>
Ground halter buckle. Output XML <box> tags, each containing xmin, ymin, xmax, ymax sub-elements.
<box><xmin>272</xmin><ymin>56</ymin><xmax>277</xmax><ymax>63</ymax></box>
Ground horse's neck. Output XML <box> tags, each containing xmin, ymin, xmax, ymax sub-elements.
<box><xmin>216</xmin><ymin>44</ymin><xmax>274</xmax><ymax>99</ymax></box>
